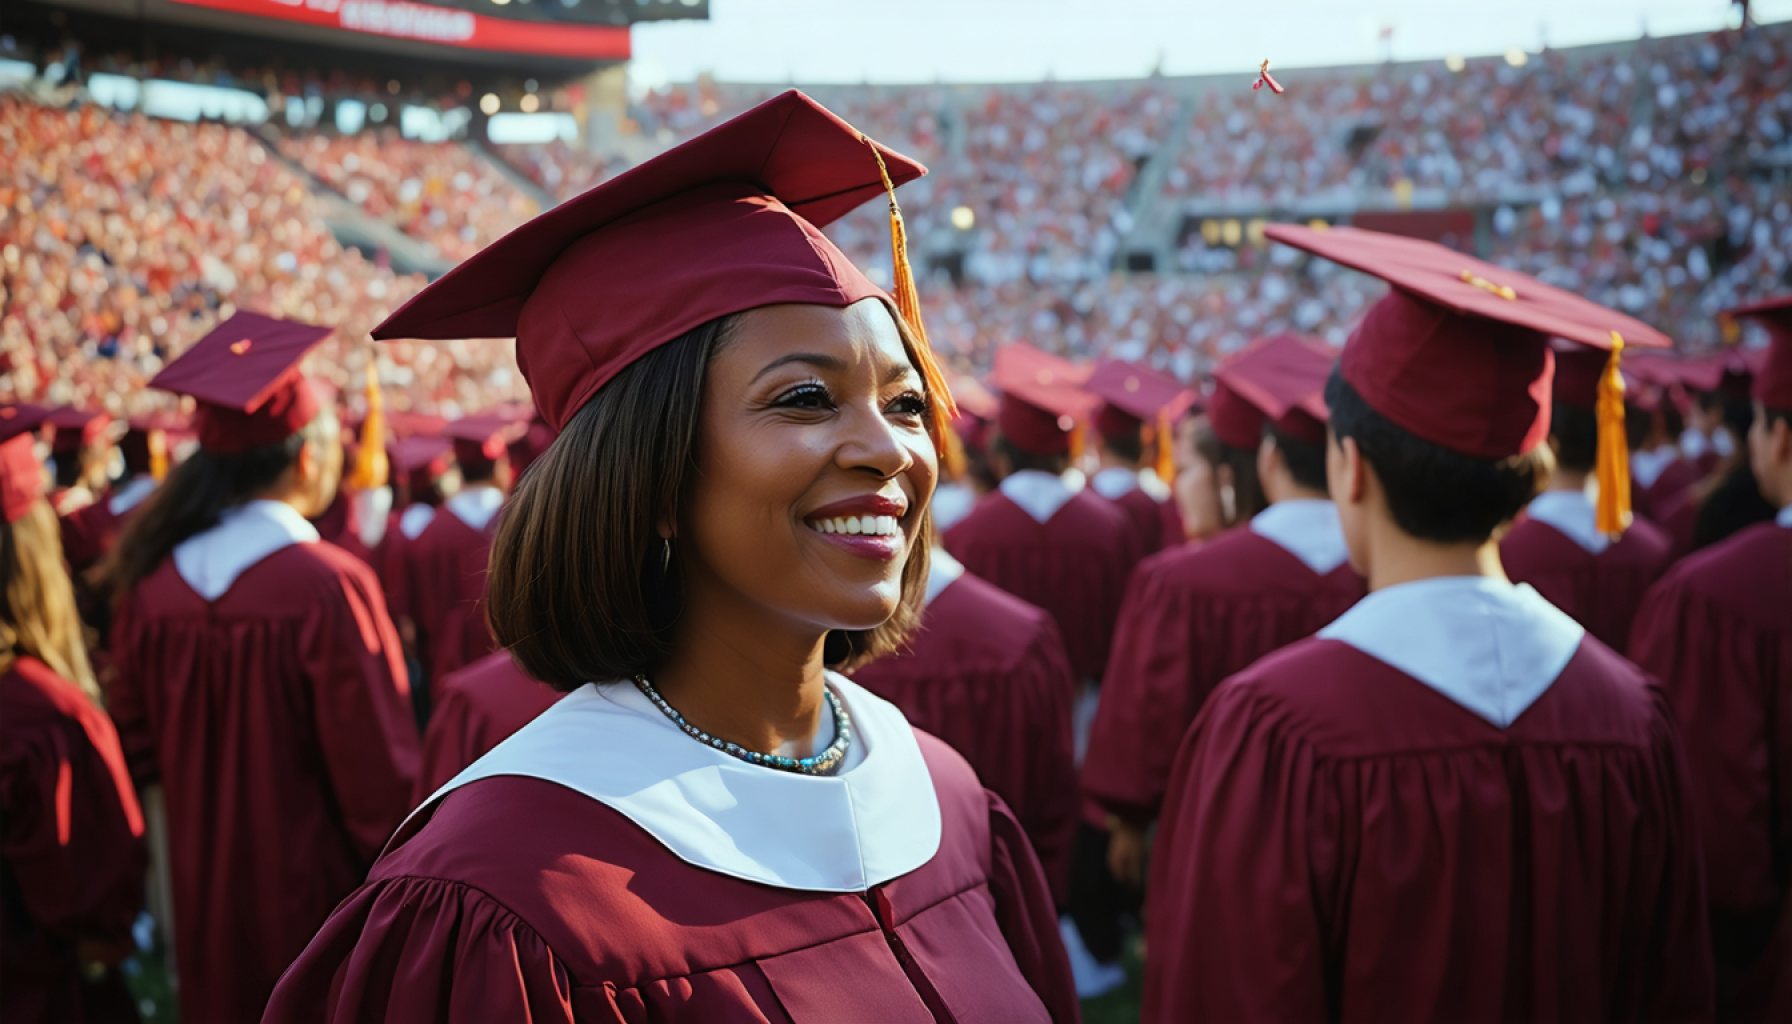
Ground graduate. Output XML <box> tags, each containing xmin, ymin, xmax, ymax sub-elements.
<box><xmin>265</xmin><ymin>91</ymin><xmax>1075</xmax><ymax>1023</ymax></box>
<box><xmin>1</xmin><ymin>404</ymin><xmax>146</xmax><ymax>1024</ymax></box>
<box><xmin>1081</xmin><ymin>359</ymin><xmax>1187</xmax><ymax>555</ymax></box>
<box><xmin>1501</xmin><ymin>345</ymin><xmax>1672</xmax><ymax>648</ymax></box>
<box><xmin>405</xmin><ymin>414</ymin><xmax>515</xmax><ymax>690</ymax></box>
<box><xmin>1627</xmin><ymin>359</ymin><xmax>1701</xmax><ymax>523</ymax></box>
<box><xmin>1144</xmin><ymin>225</ymin><xmax>1711</xmax><ymax>1022</ymax></box>
<box><xmin>1173</xmin><ymin>369</ymin><xmax>1269</xmax><ymax>541</ymax></box>
<box><xmin>412</xmin><ymin>650</ymin><xmax>561</xmax><ymax>803</ymax></box>
<box><xmin>58</xmin><ymin>414</ymin><xmax>173</xmax><ymax>585</ymax></box>
<box><xmin>45</xmin><ymin>407</ymin><xmax>114</xmax><ymax>518</ymax></box>
<box><xmin>849</xmin><ymin>543</ymin><xmax>1079</xmax><ymax>904</ymax></box>
<box><xmin>943</xmin><ymin>344</ymin><xmax>1142</xmax><ymax>683</ymax></box>
<box><xmin>1631</xmin><ymin>295</ymin><xmax>1792</xmax><ymax>1023</ymax></box>
<box><xmin>1085</xmin><ymin>332</ymin><xmax>1361</xmax><ymax>886</ymax></box>
<box><xmin>378</xmin><ymin>435</ymin><xmax>453</xmax><ymax>646</ymax></box>
<box><xmin>103</xmin><ymin>312</ymin><xmax>420</xmax><ymax>1024</ymax></box>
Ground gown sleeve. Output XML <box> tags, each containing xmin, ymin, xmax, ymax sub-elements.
<box><xmin>986</xmin><ymin>791</ymin><xmax>1081</xmax><ymax>1024</ymax></box>
<box><xmin>301</xmin><ymin>560</ymin><xmax>421</xmax><ymax>860</ymax></box>
<box><xmin>263</xmin><ymin>875</ymin><xmax>596</xmax><ymax>1024</ymax></box>
<box><xmin>104</xmin><ymin>597</ymin><xmax>160</xmax><ymax>787</ymax></box>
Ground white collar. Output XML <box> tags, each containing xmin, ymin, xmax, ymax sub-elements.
<box><xmin>930</xmin><ymin>481</ymin><xmax>977</xmax><ymax>533</ymax></box>
<box><xmin>1319</xmin><ymin>576</ymin><xmax>1584</xmax><ymax>728</ymax></box>
<box><xmin>1778</xmin><ymin>504</ymin><xmax>1792</xmax><ymax>529</ymax></box>
<box><xmin>412</xmin><ymin>673</ymin><xmax>942</xmax><ymax>893</ymax></box>
<box><xmin>923</xmin><ymin>548</ymin><xmax>966</xmax><ymax>607</ymax></box>
<box><xmin>107</xmin><ymin>475</ymin><xmax>158</xmax><ymax>516</ymax></box>
<box><xmin>1248</xmin><ymin>499</ymin><xmax>1351</xmax><ymax>574</ymax></box>
<box><xmin>998</xmin><ymin>469</ymin><xmax>1082</xmax><ymax>525</ymax></box>
<box><xmin>1679</xmin><ymin>429</ymin><xmax>1709</xmax><ymax>459</ymax></box>
<box><xmin>399</xmin><ymin>503</ymin><xmax>438</xmax><ymax>540</ymax></box>
<box><xmin>354</xmin><ymin>487</ymin><xmax>394</xmax><ymax>549</ymax></box>
<box><xmin>445</xmin><ymin>485</ymin><xmax>503</xmax><ymax>531</ymax></box>
<box><xmin>1089</xmin><ymin>466</ymin><xmax>1139</xmax><ymax>501</ymax></box>
<box><xmin>1630</xmin><ymin>448</ymin><xmax>1676</xmax><ymax>490</ymax></box>
<box><xmin>1526</xmin><ymin>489</ymin><xmax>1610</xmax><ymax>555</ymax></box>
<box><xmin>173</xmin><ymin>499</ymin><xmax>319</xmax><ymax>600</ymax></box>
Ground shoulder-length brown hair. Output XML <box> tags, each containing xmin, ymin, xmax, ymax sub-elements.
<box><xmin>2</xmin><ymin>501</ymin><xmax>99</xmax><ymax>699</ymax></box>
<box><xmin>489</xmin><ymin>312</ymin><xmax>935</xmax><ymax>692</ymax></box>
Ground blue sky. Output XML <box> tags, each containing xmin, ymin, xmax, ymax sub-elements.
<box><xmin>630</xmin><ymin>0</ymin><xmax>1791</xmax><ymax>86</ymax></box>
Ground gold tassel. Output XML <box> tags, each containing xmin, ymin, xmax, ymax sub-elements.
<box><xmin>863</xmin><ymin>137</ymin><xmax>958</xmax><ymax>453</ymax></box>
<box><xmin>346</xmin><ymin>363</ymin><xmax>389</xmax><ymax>491</ymax></box>
<box><xmin>1068</xmin><ymin>422</ymin><xmax>1085</xmax><ymax>465</ymax></box>
<box><xmin>940</xmin><ymin>421</ymin><xmax>967</xmax><ymax>482</ymax></box>
<box><xmin>1152</xmin><ymin>409</ymin><xmax>1176</xmax><ymax>486</ymax></box>
<box><xmin>148</xmin><ymin>430</ymin><xmax>168</xmax><ymax>482</ymax></box>
<box><xmin>1594</xmin><ymin>331</ymin><xmax>1631</xmax><ymax>537</ymax></box>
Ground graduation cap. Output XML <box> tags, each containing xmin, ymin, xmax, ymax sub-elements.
<box><xmin>149</xmin><ymin>312</ymin><xmax>334</xmax><ymax>455</ymax></box>
<box><xmin>445</xmin><ymin>415</ymin><xmax>523</xmax><ymax>466</ymax></box>
<box><xmin>991</xmin><ymin>344</ymin><xmax>1096</xmax><ymax>458</ymax></box>
<box><xmin>0</xmin><ymin>404</ymin><xmax>52</xmax><ymax>523</ymax></box>
<box><xmin>1213</xmin><ymin>334</ymin><xmax>1334</xmax><ymax>445</ymax></box>
<box><xmin>1265</xmin><ymin>223</ymin><xmax>1672</xmax><ymax>536</ymax></box>
<box><xmin>46</xmin><ymin>407</ymin><xmax>115</xmax><ymax>456</ymax></box>
<box><xmin>372</xmin><ymin>90</ymin><xmax>954</xmax><ymax>450</ymax></box>
<box><xmin>389</xmin><ymin>434</ymin><xmax>454</xmax><ymax>495</ymax></box>
<box><xmin>1725</xmin><ymin>294</ymin><xmax>1792</xmax><ymax>411</ymax></box>
<box><xmin>1084</xmin><ymin>359</ymin><xmax>1194</xmax><ymax>482</ymax></box>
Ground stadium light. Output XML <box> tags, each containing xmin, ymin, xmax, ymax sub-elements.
<box><xmin>1504</xmin><ymin>48</ymin><xmax>1528</xmax><ymax>67</ymax></box>
<box><xmin>521</xmin><ymin>94</ymin><xmax>541</xmax><ymax>113</ymax></box>
<box><xmin>951</xmin><ymin>206</ymin><xmax>976</xmax><ymax>231</ymax></box>
<box><xmin>1444</xmin><ymin>55</ymin><xmax>1466</xmax><ymax>73</ymax></box>
<box><xmin>492</xmin><ymin>0</ymin><xmax>511</xmax><ymax>6</ymax></box>
<box><xmin>480</xmin><ymin>93</ymin><xmax>502</xmax><ymax>115</ymax></box>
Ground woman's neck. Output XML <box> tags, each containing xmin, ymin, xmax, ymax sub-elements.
<box><xmin>649</xmin><ymin>594</ymin><xmax>830</xmax><ymax>757</ymax></box>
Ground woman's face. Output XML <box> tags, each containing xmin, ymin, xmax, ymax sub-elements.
<box><xmin>1174</xmin><ymin>417</ymin><xmax>1227</xmax><ymax>540</ymax></box>
<box><xmin>683</xmin><ymin>299</ymin><xmax>937</xmax><ymax>639</ymax></box>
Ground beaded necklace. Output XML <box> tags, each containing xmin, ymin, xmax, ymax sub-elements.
<box><xmin>631</xmin><ymin>675</ymin><xmax>853</xmax><ymax>776</ymax></box>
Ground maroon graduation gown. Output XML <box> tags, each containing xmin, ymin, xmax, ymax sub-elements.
<box><xmin>109</xmin><ymin>542</ymin><xmax>420</xmax><ymax>1024</ymax></box>
<box><xmin>1631</xmin><ymin>520</ymin><xmax>1792</xmax><ymax>1022</ymax></box>
<box><xmin>851</xmin><ymin>573</ymin><xmax>1079</xmax><ymax>904</ymax></box>
<box><xmin>59</xmin><ymin>499</ymin><xmax>123</xmax><ymax>578</ymax></box>
<box><xmin>1</xmin><ymin>657</ymin><xmax>146</xmax><ymax>1024</ymax></box>
<box><xmin>1500</xmin><ymin>515</ymin><xmax>1673</xmax><ymax>650</ymax></box>
<box><xmin>1108</xmin><ymin>486</ymin><xmax>1183</xmax><ymax>556</ymax></box>
<box><xmin>943</xmin><ymin>491</ymin><xmax>1141</xmax><ymax>679</ymax></box>
<box><xmin>1144</xmin><ymin>635</ymin><xmax>1712</xmax><ymax>1022</ymax></box>
<box><xmin>1083</xmin><ymin>529</ymin><xmax>1363</xmax><ymax>826</ymax></box>
<box><xmin>405</xmin><ymin>511</ymin><xmax>497</xmax><ymax>688</ymax></box>
<box><xmin>413</xmin><ymin>651</ymin><xmax>562</xmax><ymax>803</ymax></box>
<box><xmin>1637</xmin><ymin>456</ymin><xmax>1701</xmax><ymax>524</ymax></box>
<box><xmin>264</xmin><ymin>734</ymin><xmax>1080</xmax><ymax>1023</ymax></box>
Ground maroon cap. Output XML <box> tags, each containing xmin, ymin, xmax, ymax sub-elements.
<box><xmin>1083</xmin><ymin>360</ymin><xmax>1190</xmax><ymax>442</ymax></box>
<box><xmin>149</xmin><ymin>312</ymin><xmax>333</xmax><ymax>455</ymax></box>
<box><xmin>1205</xmin><ymin>382</ymin><xmax>1266</xmax><ymax>452</ymax></box>
<box><xmin>446</xmin><ymin>415</ymin><xmax>522</xmax><ymax>465</ymax></box>
<box><xmin>1726</xmin><ymin>295</ymin><xmax>1792</xmax><ymax>411</ymax></box>
<box><xmin>992</xmin><ymin>344</ymin><xmax>1096</xmax><ymax>457</ymax></box>
<box><xmin>1265</xmin><ymin>224</ymin><xmax>1671</xmax><ymax>459</ymax></box>
<box><xmin>390</xmin><ymin>434</ymin><xmax>454</xmax><ymax>495</ymax></box>
<box><xmin>46</xmin><ymin>407</ymin><xmax>114</xmax><ymax>455</ymax></box>
<box><xmin>0</xmin><ymin>404</ymin><xmax>51</xmax><ymax>523</ymax></box>
<box><xmin>372</xmin><ymin>90</ymin><xmax>930</xmax><ymax>438</ymax></box>
<box><xmin>1213</xmin><ymin>334</ymin><xmax>1334</xmax><ymax>445</ymax></box>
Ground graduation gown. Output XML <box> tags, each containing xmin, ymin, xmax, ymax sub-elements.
<box><xmin>1500</xmin><ymin>491</ymin><xmax>1673</xmax><ymax>650</ymax></box>
<box><xmin>851</xmin><ymin>553</ymin><xmax>1080</xmax><ymax>904</ymax></box>
<box><xmin>944</xmin><ymin>471</ymin><xmax>1141</xmax><ymax>680</ymax></box>
<box><xmin>109</xmin><ymin>501</ymin><xmax>420</xmax><ymax>1024</ymax></box>
<box><xmin>1636</xmin><ymin>454</ymin><xmax>1700</xmax><ymax>525</ymax></box>
<box><xmin>2</xmin><ymin>657</ymin><xmax>146</xmax><ymax>1024</ymax></box>
<box><xmin>1631</xmin><ymin>513</ymin><xmax>1792</xmax><ymax>1022</ymax></box>
<box><xmin>1089</xmin><ymin>467</ymin><xmax>1183</xmax><ymax>555</ymax></box>
<box><xmin>413</xmin><ymin>651</ymin><xmax>561</xmax><ymax>803</ymax></box>
<box><xmin>265</xmin><ymin>677</ymin><xmax>1079</xmax><ymax>1023</ymax></box>
<box><xmin>1144</xmin><ymin>577</ymin><xmax>1712</xmax><ymax>1023</ymax></box>
<box><xmin>406</xmin><ymin>490</ymin><xmax>501</xmax><ymax>687</ymax></box>
<box><xmin>1084</xmin><ymin>502</ymin><xmax>1362</xmax><ymax>826</ymax></box>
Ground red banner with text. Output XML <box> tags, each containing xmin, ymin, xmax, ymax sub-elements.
<box><xmin>169</xmin><ymin>0</ymin><xmax>630</xmax><ymax>60</ymax></box>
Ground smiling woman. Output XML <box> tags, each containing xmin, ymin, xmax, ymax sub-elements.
<box><xmin>264</xmin><ymin>91</ymin><xmax>1079</xmax><ymax>1023</ymax></box>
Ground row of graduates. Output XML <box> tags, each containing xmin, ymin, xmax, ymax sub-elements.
<box><xmin>3</xmin><ymin>94</ymin><xmax>1789</xmax><ymax>1024</ymax></box>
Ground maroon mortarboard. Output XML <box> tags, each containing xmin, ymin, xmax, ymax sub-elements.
<box><xmin>445</xmin><ymin>415</ymin><xmax>522</xmax><ymax>465</ymax></box>
<box><xmin>148</xmin><ymin>312</ymin><xmax>334</xmax><ymax>455</ymax></box>
<box><xmin>46</xmin><ymin>406</ymin><xmax>114</xmax><ymax>455</ymax></box>
<box><xmin>1725</xmin><ymin>295</ymin><xmax>1792</xmax><ymax>411</ymax></box>
<box><xmin>386</xmin><ymin>410</ymin><xmax>449</xmax><ymax>441</ymax></box>
<box><xmin>389</xmin><ymin>435</ymin><xmax>454</xmax><ymax>493</ymax></box>
<box><xmin>1083</xmin><ymin>360</ymin><xmax>1191</xmax><ymax>443</ymax></box>
<box><xmin>0</xmin><ymin>404</ymin><xmax>52</xmax><ymax>523</ymax></box>
<box><xmin>372</xmin><ymin>90</ymin><xmax>954</xmax><ymax>446</ymax></box>
<box><xmin>1205</xmin><ymin>381</ymin><xmax>1265</xmax><ymax>452</ymax></box>
<box><xmin>992</xmin><ymin>344</ymin><xmax>1096</xmax><ymax>457</ymax></box>
<box><xmin>1213</xmin><ymin>334</ymin><xmax>1334</xmax><ymax>445</ymax></box>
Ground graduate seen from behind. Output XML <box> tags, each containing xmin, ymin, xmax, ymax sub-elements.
<box><xmin>266</xmin><ymin>92</ymin><xmax>1077</xmax><ymax>1023</ymax></box>
<box><xmin>1143</xmin><ymin>225</ymin><xmax>1712</xmax><ymax>1022</ymax></box>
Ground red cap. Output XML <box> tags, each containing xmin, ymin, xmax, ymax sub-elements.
<box><xmin>1265</xmin><ymin>224</ymin><xmax>1671</xmax><ymax>459</ymax></box>
<box><xmin>1726</xmin><ymin>295</ymin><xmax>1792</xmax><ymax>411</ymax></box>
<box><xmin>1083</xmin><ymin>360</ymin><xmax>1191</xmax><ymax>442</ymax></box>
<box><xmin>0</xmin><ymin>404</ymin><xmax>51</xmax><ymax>523</ymax></box>
<box><xmin>149</xmin><ymin>312</ymin><xmax>334</xmax><ymax>455</ymax></box>
<box><xmin>1205</xmin><ymin>382</ymin><xmax>1266</xmax><ymax>451</ymax></box>
<box><xmin>390</xmin><ymin>434</ymin><xmax>454</xmax><ymax>490</ymax></box>
<box><xmin>46</xmin><ymin>407</ymin><xmax>114</xmax><ymax>455</ymax></box>
<box><xmin>992</xmin><ymin>344</ymin><xmax>1096</xmax><ymax>457</ymax></box>
<box><xmin>1213</xmin><ymin>334</ymin><xmax>1334</xmax><ymax>445</ymax></box>
<box><xmin>445</xmin><ymin>415</ymin><xmax>522</xmax><ymax>465</ymax></box>
<box><xmin>372</xmin><ymin>90</ymin><xmax>928</xmax><ymax>437</ymax></box>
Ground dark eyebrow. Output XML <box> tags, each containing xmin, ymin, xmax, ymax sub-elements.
<box><xmin>750</xmin><ymin>352</ymin><xmax>922</xmax><ymax>387</ymax></box>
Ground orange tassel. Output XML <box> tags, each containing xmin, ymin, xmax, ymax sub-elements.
<box><xmin>1152</xmin><ymin>409</ymin><xmax>1176</xmax><ymax>486</ymax></box>
<box><xmin>863</xmin><ymin>137</ymin><xmax>957</xmax><ymax>454</ymax></box>
<box><xmin>1594</xmin><ymin>332</ymin><xmax>1631</xmax><ymax>537</ymax></box>
<box><xmin>939</xmin><ymin>421</ymin><xmax>967</xmax><ymax>482</ymax></box>
<box><xmin>346</xmin><ymin>364</ymin><xmax>389</xmax><ymax>491</ymax></box>
<box><xmin>148</xmin><ymin>430</ymin><xmax>168</xmax><ymax>483</ymax></box>
<box><xmin>1068</xmin><ymin>422</ymin><xmax>1085</xmax><ymax>465</ymax></box>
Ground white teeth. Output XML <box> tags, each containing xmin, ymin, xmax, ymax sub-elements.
<box><xmin>809</xmin><ymin>514</ymin><xmax>902</xmax><ymax>538</ymax></box>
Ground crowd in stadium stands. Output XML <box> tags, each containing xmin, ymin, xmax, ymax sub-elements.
<box><xmin>2</xmin><ymin>23</ymin><xmax>1788</xmax><ymax>420</ymax></box>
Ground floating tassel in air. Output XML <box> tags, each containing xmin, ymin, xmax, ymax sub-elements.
<box><xmin>1594</xmin><ymin>332</ymin><xmax>1632</xmax><ymax>537</ymax></box>
<box><xmin>1255</xmin><ymin>59</ymin><xmax>1285</xmax><ymax>94</ymax></box>
<box><xmin>345</xmin><ymin>363</ymin><xmax>389</xmax><ymax>491</ymax></box>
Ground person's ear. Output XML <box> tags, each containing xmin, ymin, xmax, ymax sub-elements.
<box><xmin>1774</xmin><ymin>417</ymin><xmax>1792</xmax><ymax>464</ymax></box>
<box><xmin>1255</xmin><ymin>435</ymin><xmax>1278</xmax><ymax>490</ymax></box>
<box><xmin>1341</xmin><ymin>436</ymin><xmax>1368</xmax><ymax>505</ymax></box>
<box><xmin>294</xmin><ymin>438</ymin><xmax>319</xmax><ymax>487</ymax></box>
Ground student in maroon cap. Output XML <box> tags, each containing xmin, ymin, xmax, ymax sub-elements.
<box><xmin>1501</xmin><ymin>344</ymin><xmax>1673</xmax><ymax>649</ymax></box>
<box><xmin>1085</xmin><ymin>333</ymin><xmax>1363</xmax><ymax>889</ymax></box>
<box><xmin>1144</xmin><ymin>225</ymin><xmax>1710</xmax><ymax>1022</ymax></box>
<box><xmin>102</xmin><ymin>312</ymin><xmax>419</xmax><ymax>1024</ymax></box>
<box><xmin>266</xmin><ymin>93</ymin><xmax>1074</xmax><ymax>1023</ymax></box>
<box><xmin>1082</xmin><ymin>360</ymin><xmax>1188</xmax><ymax>554</ymax></box>
<box><xmin>0</xmin><ymin>403</ymin><xmax>146</xmax><ymax>1024</ymax></box>
<box><xmin>377</xmin><ymin>433</ymin><xmax>453</xmax><ymax>683</ymax></box>
<box><xmin>45</xmin><ymin>407</ymin><xmax>114</xmax><ymax>518</ymax></box>
<box><xmin>1631</xmin><ymin>295</ymin><xmax>1792</xmax><ymax>1023</ymax></box>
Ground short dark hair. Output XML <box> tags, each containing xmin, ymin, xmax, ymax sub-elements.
<box><xmin>1325</xmin><ymin>368</ymin><xmax>1552</xmax><ymax>544</ymax></box>
<box><xmin>1188</xmin><ymin>417</ymin><xmax>1266</xmax><ymax>523</ymax></box>
<box><xmin>1099</xmin><ymin>427</ymin><xmax>1143</xmax><ymax>464</ymax></box>
<box><xmin>994</xmin><ymin>435</ymin><xmax>1069</xmax><ymax>477</ymax></box>
<box><xmin>1266</xmin><ymin>425</ymin><xmax>1327</xmax><ymax>493</ymax></box>
<box><xmin>1550</xmin><ymin>402</ymin><xmax>1598</xmax><ymax>473</ymax></box>
<box><xmin>458</xmin><ymin>453</ymin><xmax>500</xmax><ymax>485</ymax></box>
<box><xmin>488</xmin><ymin>314</ymin><xmax>933</xmax><ymax>692</ymax></box>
